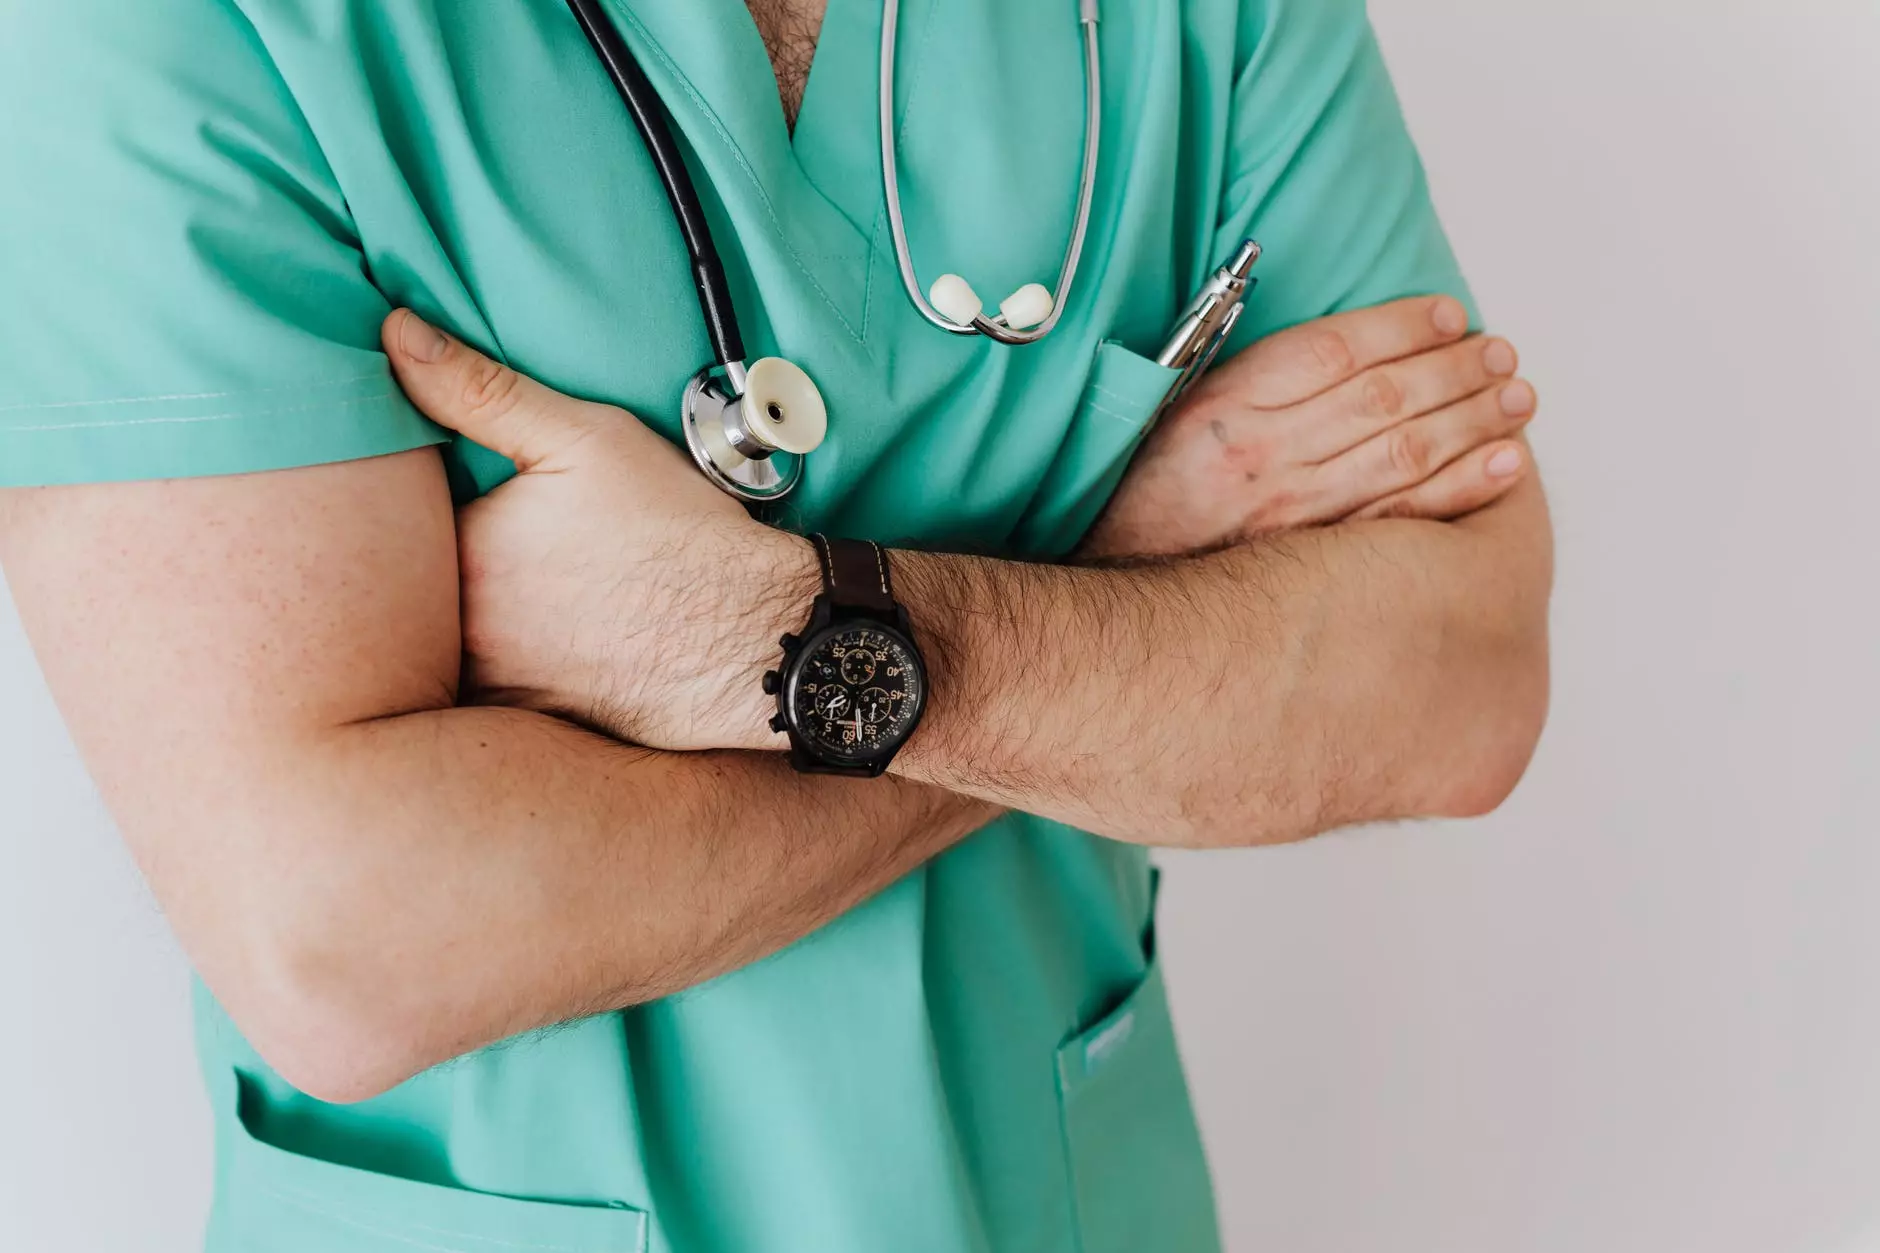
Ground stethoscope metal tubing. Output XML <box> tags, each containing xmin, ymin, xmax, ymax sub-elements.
<box><xmin>880</xmin><ymin>0</ymin><xmax>1103</xmax><ymax>345</ymax></box>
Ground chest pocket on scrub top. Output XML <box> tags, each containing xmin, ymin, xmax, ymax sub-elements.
<box><xmin>1013</xmin><ymin>341</ymin><xmax>1183</xmax><ymax>557</ymax></box>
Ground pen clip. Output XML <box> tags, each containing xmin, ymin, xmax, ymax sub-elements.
<box><xmin>1192</xmin><ymin>298</ymin><xmax>1246</xmax><ymax>381</ymax></box>
<box><xmin>1164</xmin><ymin>284</ymin><xmax>1251</xmax><ymax>410</ymax></box>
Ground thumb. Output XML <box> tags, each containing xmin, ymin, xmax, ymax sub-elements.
<box><xmin>382</xmin><ymin>309</ymin><xmax>596</xmax><ymax>471</ymax></box>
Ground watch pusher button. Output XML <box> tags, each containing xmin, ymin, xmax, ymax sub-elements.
<box><xmin>769</xmin><ymin>714</ymin><xmax>789</xmax><ymax>734</ymax></box>
<box><xmin>780</xmin><ymin>633</ymin><xmax>801</xmax><ymax>650</ymax></box>
<box><xmin>762</xmin><ymin>670</ymin><xmax>780</xmax><ymax>695</ymax></box>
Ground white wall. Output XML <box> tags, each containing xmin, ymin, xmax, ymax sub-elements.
<box><xmin>3</xmin><ymin>4</ymin><xmax>1877</xmax><ymax>1251</ymax></box>
<box><xmin>1159</xmin><ymin>3</ymin><xmax>1880</xmax><ymax>1251</ymax></box>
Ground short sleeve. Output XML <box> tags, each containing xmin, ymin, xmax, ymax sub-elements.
<box><xmin>0</xmin><ymin>0</ymin><xmax>444</xmax><ymax>488</ymax></box>
<box><xmin>1210</xmin><ymin>0</ymin><xmax>1478</xmax><ymax>354</ymax></box>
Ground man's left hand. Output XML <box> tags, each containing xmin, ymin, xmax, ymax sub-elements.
<box><xmin>383</xmin><ymin>309</ymin><xmax>812</xmax><ymax>752</ymax></box>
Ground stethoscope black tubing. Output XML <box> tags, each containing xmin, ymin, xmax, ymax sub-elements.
<box><xmin>562</xmin><ymin>0</ymin><xmax>747</xmax><ymax>369</ymax></box>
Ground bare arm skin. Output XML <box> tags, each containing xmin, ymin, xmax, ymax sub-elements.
<box><xmin>898</xmin><ymin>298</ymin><xmax>1551</xmax><ymax>842</ymax></box>
<box><xmin>388</xmin><ymin>301</ymin><xmax>1552</xmax><ymax>850</ymax></box>
<box><xmin>890</xmin><ymin>475</ymin><xmax>1550</xmax><ymax>846</ymax></box>
<box><xmin>0</xmin><ymin>453</ymin><xmax>987</xmax><ymax>1103</ymax></box>
<box><xmin>0</xmin><ymin>299</ymin><xmax>1537</xmax><ymax>1101</ymax></box>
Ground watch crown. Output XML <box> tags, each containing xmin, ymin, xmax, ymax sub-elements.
<box><xmin>769</xmin><ymin>713</ymin><xmax>789</xmax><ymax>734</ymax></box>
<box><xmin>762</xmin><ymin>670</ymin><xmax>780</xmax><ymax>695</ymax></box>
<box><xmin>780</xmin><ymin>632</ymin><xmax>801</xmax><ymax>651</ymax></box>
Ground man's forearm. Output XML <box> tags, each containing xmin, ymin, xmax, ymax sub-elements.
<box><xmin>884</xmin><ymin>478</ymin><xmax>1553</xmax><ymax>846</ymax></box>
<box><xmin>216</xmin><ymin>706</ymin><xmax>992</xmax><ymax>1102</ymax></box>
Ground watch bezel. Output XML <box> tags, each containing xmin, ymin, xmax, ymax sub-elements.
<box><xmin>779</xmin><ymin>614</ymin><xmax>928</xmax><ymax>773</ymax></box>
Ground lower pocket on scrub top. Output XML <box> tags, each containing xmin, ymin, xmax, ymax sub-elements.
<box><xmin>208</xmin><ymin>1070</ymin><xmax>648</xmax><ymax>1253</ymax></box>
<box><xmin>1054</xmin><ymin>953</ymin><xmax>1221</xmax><ymax>1253</ymax></box>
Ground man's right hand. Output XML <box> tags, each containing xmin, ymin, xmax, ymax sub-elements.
<box><xmin>1084</xmin><ymin>296</ymin><xmax>1538</xmax><ymax>560</ymax></box>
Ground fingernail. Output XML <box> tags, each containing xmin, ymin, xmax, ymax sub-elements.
<box><xmin>1483</xmin><ymin>339</ymin><xmax>1517</xmax><ymax>377</ymax></box>
<box><xmin>399</xmin><ymin>311</ymin><xmax>448</xmax><ymax>363</ymax></box>
<box><xmin>1499</xmin><ymin>380</ymin><xmax>1536</xmax><ymax>416</ymax></box>
<box><xmin>1431</xmin><ymin>298</ymin><xmax>1468</xmax><ymax>336</ymax></box>
<box><xmin>1487</xmin><ymin>446</ymin><xmax>1524</xmax><ymax>478</ymax></box>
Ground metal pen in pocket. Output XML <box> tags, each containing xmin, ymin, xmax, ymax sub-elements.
<box><xmin>1153</xmin><ymin>239</ymin><xmax>1262</xmax><ymax>418</ymax></box>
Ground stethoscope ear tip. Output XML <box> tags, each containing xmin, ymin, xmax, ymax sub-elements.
<box><xmin>930</xmin><ymin>274</ymin><xmax>984</xmax><ymax>326</ymax></box>
<box><xmin>999</xmin><ymin>284</ymin><xmax>1055</xmax><ymax>332</ymax></box>
<box><xmin>929</xmin><ymin>276</ymin><xmax>1057</xmax><ymax>334</ymax></box>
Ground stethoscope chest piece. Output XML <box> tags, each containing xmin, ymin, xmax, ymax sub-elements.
<box><xmin>681</xmin><ymin>357</ymin><xmax>829</xmax><ymax>503</ymax></box>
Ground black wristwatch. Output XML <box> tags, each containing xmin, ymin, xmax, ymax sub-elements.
<box><xmin>763</xmin><ymin>535</ymin><xmax>929</xmax><ymax>777</ymax></box>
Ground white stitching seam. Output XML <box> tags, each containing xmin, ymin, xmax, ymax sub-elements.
<box><xmin>1089</xmin><ymin>381</ymin><xmax>1169</xmax><ymax>411</ymax></box>
<box><xmin>255</xmin><ymin>1182</ymin><xmax>635</xmax><ymax>1253</ymax></box>
<box><xmin>4</xmin><ymin>391</ymin><xmax>401</xmax><ymax>434</ymax></box>
<box><xmin>0</xmin><ymin>371</ymin><xmax>387</xmax><ymax>416</ymax></box>
<box><xmin>1081</xmin><ymin>396</ymin><xmax>1154</xmax><ymax>426</ymax></box>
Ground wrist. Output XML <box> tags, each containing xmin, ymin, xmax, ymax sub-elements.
<box><xmin>877</xmin><ymin>549</ymin><xmax>974</xmax><ymax>780</ymax></box>
<box><xmin>717</xmin><ymin>528</ymin><xmax>822</xmax><ymax>752</ymax></box>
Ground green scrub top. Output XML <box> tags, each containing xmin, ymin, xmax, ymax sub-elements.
<box><xmin>0</xmin><ymin>1</ymin><xmax>1472</xmax><ymax>1250</ymax></box>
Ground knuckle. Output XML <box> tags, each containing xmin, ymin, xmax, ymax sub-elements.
<box><xmin>462</xmin><ymin>357</ymin><xmax>524</xmax><ymax>418</ymax></box>
<box><xmin>1309</xmin><ymin>328</ymin><xmax>1356</xmax><ymax>379</ymax></box>
<box><xmin>1357</xmin><ymin>369</ymin><xmax>1406</xmax><ymax>421</ymax></box>
<box><xmin>1386</xmin><ymin>426</ymin><xmax>1436</xmax><ymax>481</ymax></box>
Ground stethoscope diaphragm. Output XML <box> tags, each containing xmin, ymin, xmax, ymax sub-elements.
<box><xmin>680</xmin><ymin>358</ymin><xmax>828</xmax><ymax>502</ymax></box>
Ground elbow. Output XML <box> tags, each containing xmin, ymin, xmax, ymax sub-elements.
<box><xmin>238</xmin><ymin>956</ymin><xmax>429</xmax><ymax>1105</ymax></box>
<box><xmin>1179</xmin><ymin>628</ymin><xmax>1551</xmax><ymax>846</ymax></box>
<box><xmin>257</xmin><ymin>1048</ymin><xmax>410</xmax><ymax>1109</ymax></box>
<box><xmin>214</xmin><ymin>906</ymin><xmax>436</xmax><ymax>1106</ymax></box>
<box><xmin>253</xmin><ymin>1032</ymin><xmax>420</xmax><ymax>1108</ymax></box>
<box><xmin>1428</xmin><ymin>633</ymin><xmax>1552</xmax><ymax>820</ymax></box>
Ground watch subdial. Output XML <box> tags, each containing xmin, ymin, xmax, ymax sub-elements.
<box><xmin>812</xmin><ymin>686</ymin><xmax>852</xmax><ymax>720</ymax></box>
<box><xmin>838</xmin><ymin>649</ymin><xmax>878</xmax><ymax>686</ymax></box>
<box><xmin>858</xmin><ymin>687</ymin><xmax>894</xmax><ymax>724</ymax></box>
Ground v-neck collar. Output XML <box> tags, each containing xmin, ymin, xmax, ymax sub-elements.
<box><xmin>786</xmin><ymin>0</ymin><xmax>894</xmax><ymax>236</ymax></box>
<box><xmin>598</xmin><ymin>0</ymin><xmax>895</xmax><ymax>342</ymax></box>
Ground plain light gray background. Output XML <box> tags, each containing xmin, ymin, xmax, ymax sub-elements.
<box><xmin>3</xmin><ymin>3</ymin><xmax>1877</xmax><ymax>1251</ymax></box>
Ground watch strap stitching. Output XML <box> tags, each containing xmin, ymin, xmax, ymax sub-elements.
<box><xmin>870</xmin><ymin>542</ymin><xmax>890</xmax><ymax>599</ymax></box>
<box><xmin>811</xmin><ymin>534</ymin><xmax>895</xmax><ymax>613</ymax></box>
<box><xmin>812</xmin><ymin>533</ymin><xmax>835</xmax><ymax>593</ymax></box>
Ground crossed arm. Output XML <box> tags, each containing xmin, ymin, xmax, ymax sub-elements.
<box><xmin>0</xmin><ymin>301</ymin><xmax>1549</xmax><ymax>1102</ymax></box>
<box><xmin>893</xmin><ymin>481</ymin><xmax>1549</xmax><ymax>845</ymax></box>
<box><xmin>0</xmin><ymin>450</ymin><xmax>996</xmax><ymax>1100</ymax></box>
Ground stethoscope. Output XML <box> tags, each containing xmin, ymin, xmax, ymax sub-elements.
<box><xmin>564</xmin><ymin>0</ymin><xmax>1104</xmax><ymax>503</ymax></box>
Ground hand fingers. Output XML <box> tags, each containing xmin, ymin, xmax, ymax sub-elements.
<box><xmin>1211</xmin><ymin>295</ymin><xmax>1472</xmax><ymax>410</ymax></box>
<box><xmin>1291</xmin><ymin>334</ymin><xmax>1519</xmax><ymax>463</ymax></box>
<box><xmin>1307</xmin><ymin>377</ymin><xmax>1538</xmax><ymax>520</ymax></box>
<box><xmin>1348</xmin><ymin>440</ymin><xmax>1530</xmax><ymax>523</ymax></box>
<box><xmin>382</xmin><ymin>309</ymin><xmax>603</xmax><ymax>471</ymax></box>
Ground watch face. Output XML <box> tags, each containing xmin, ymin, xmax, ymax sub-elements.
<box><xmin>785</xmin><ymin>622</ymin><xmax>926</xmax><ymax>764</ymax></box>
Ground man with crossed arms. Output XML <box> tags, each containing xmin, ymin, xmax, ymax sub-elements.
<box><xmin>0</xmin><ymin>0</ymin><xmax>1549</xmax><ymax>1249</ymax></box>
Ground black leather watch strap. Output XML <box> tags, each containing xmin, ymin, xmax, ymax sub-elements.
<box><xmin>810</xmin><ymin>534</ymin><xmax>895</xmax><ymax>614</ymax></box>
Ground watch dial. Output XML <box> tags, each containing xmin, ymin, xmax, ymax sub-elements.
<box><xmin>789</xmin><ymin>624</ymin><xmax>925</xmax><ymax>762</ymax></box>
